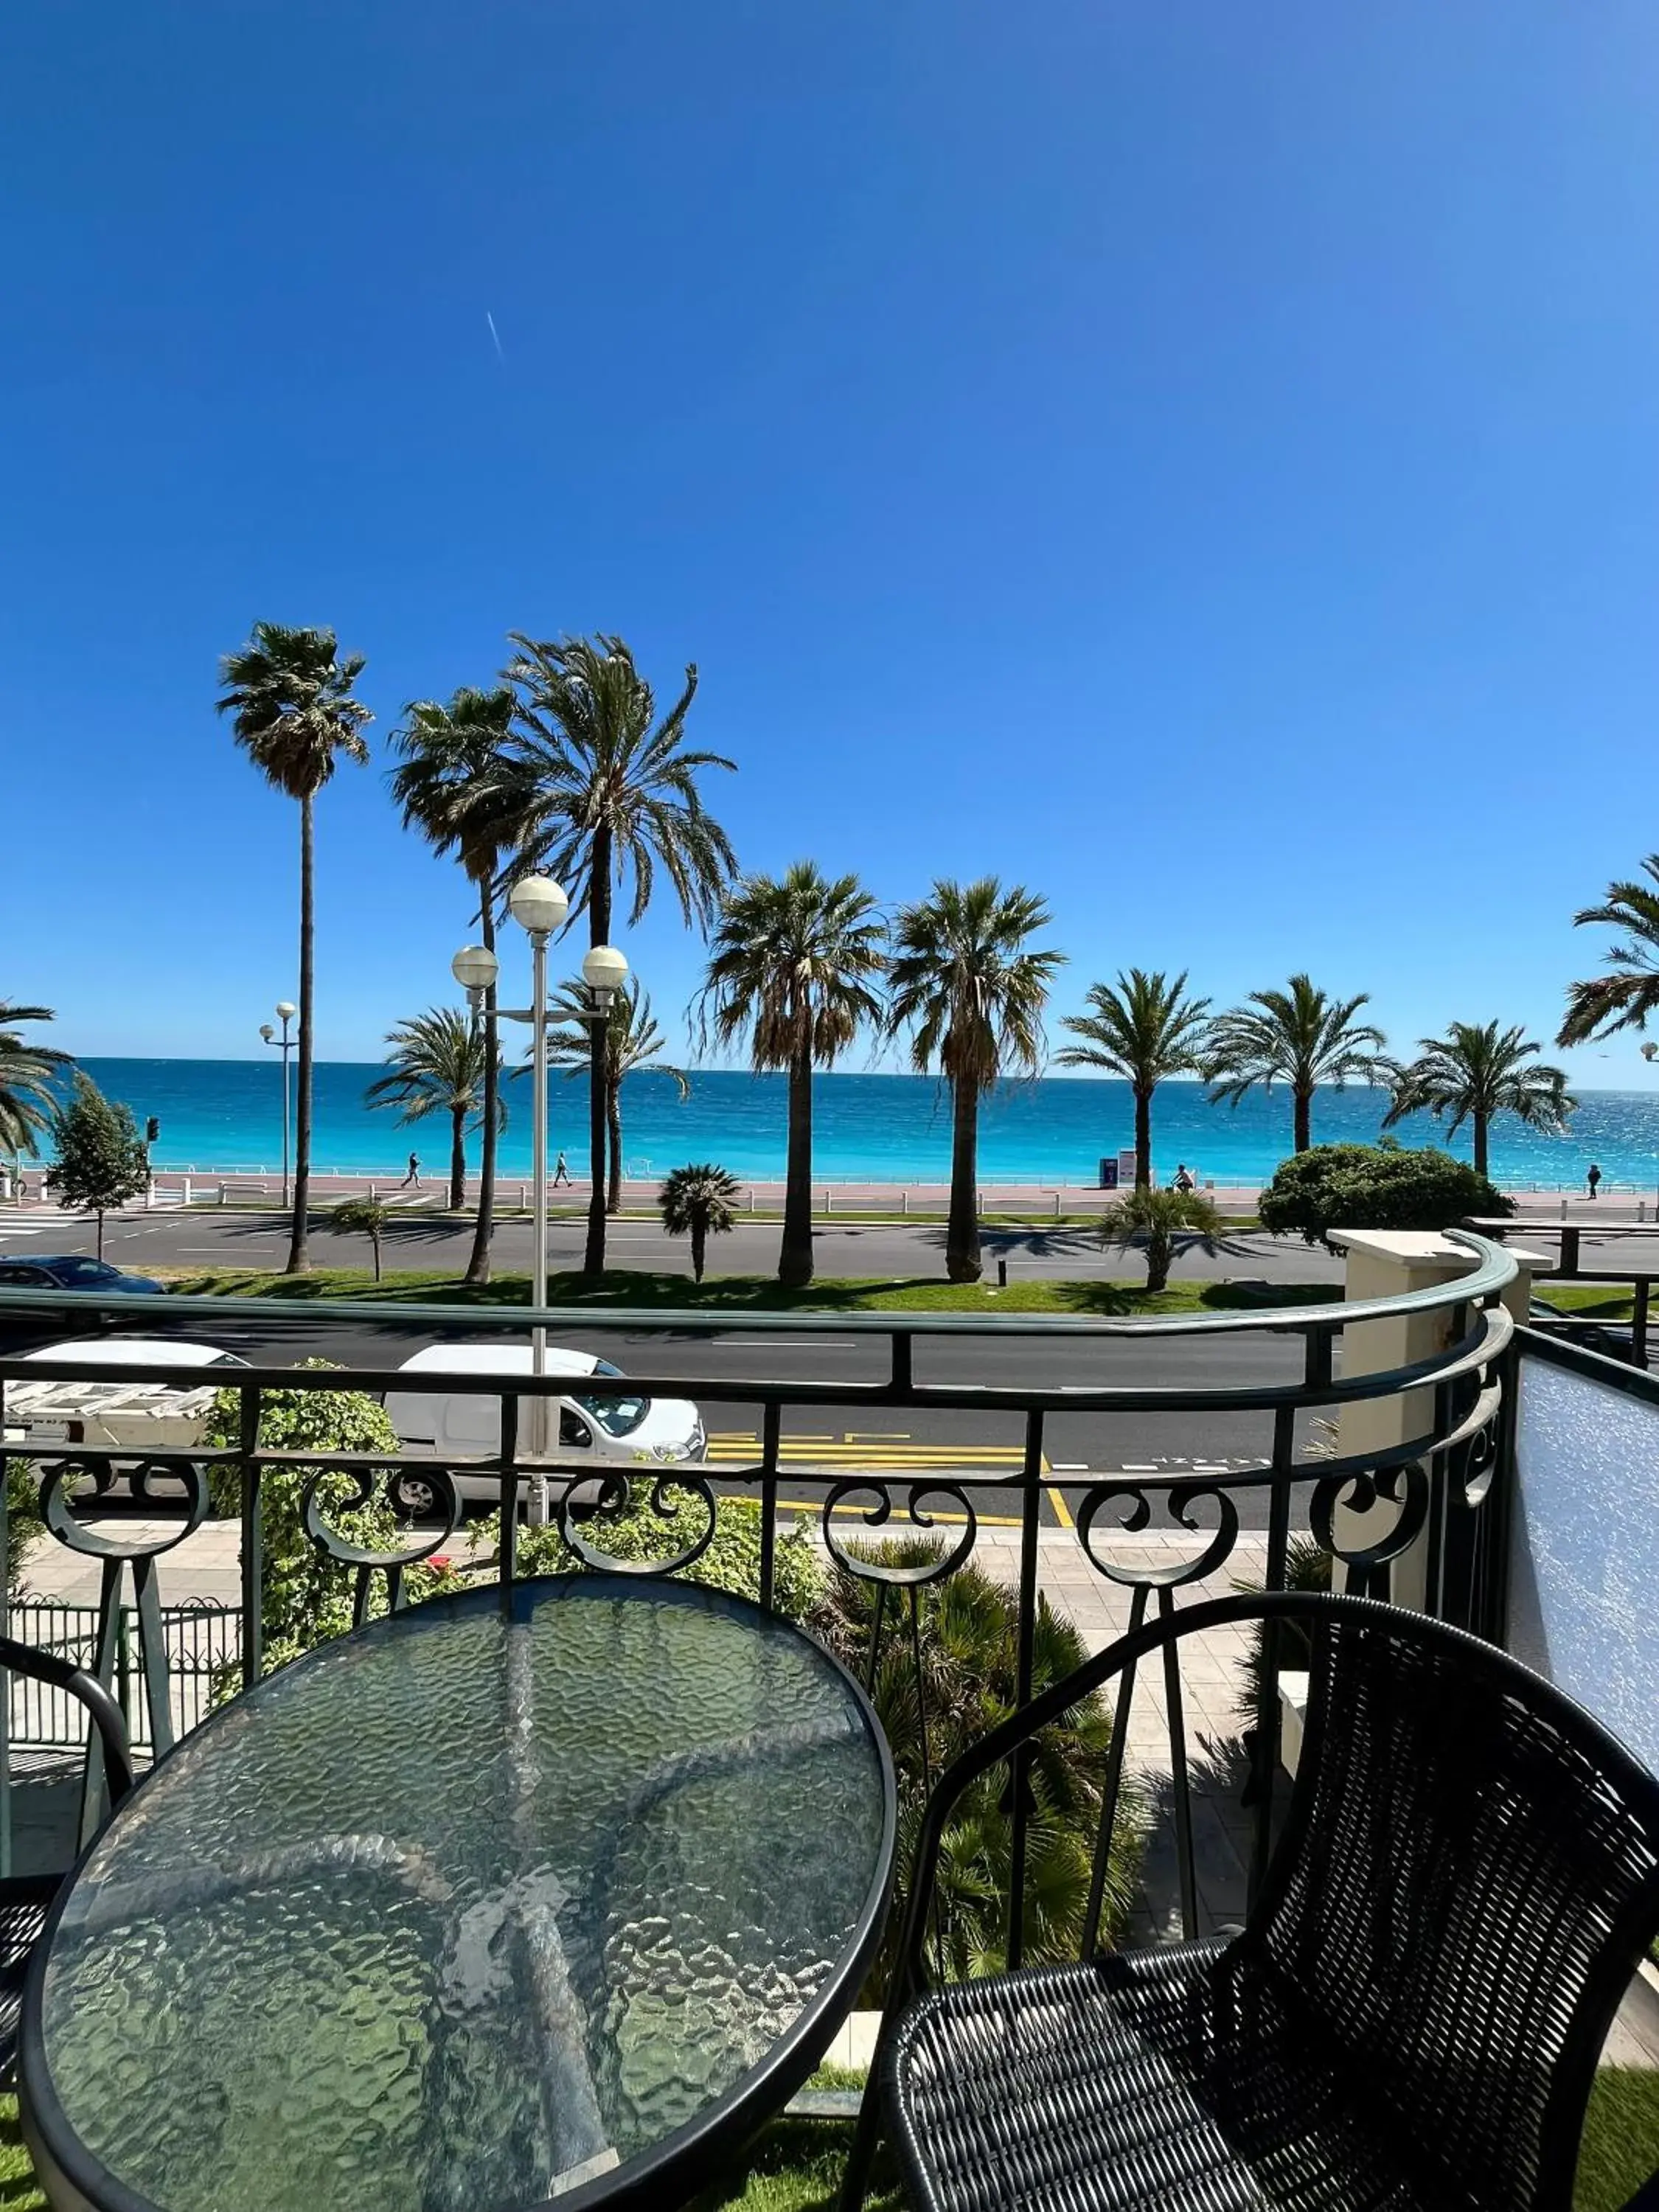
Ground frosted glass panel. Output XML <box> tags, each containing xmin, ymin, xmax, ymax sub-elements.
<box><xmin>1512</xmin><ymin>1356</ymin><xmax>1659</xmax><ymax>1773</ymax></box>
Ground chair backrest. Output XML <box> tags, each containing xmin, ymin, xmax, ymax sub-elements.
<box><xmin>1243</xmin><ymin>1607</ymin><xmax>1659</xmax><ymax>2212</ymax></box>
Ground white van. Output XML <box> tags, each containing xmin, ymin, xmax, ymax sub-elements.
<box><xmin>383</xmin><ymin>1343</ymin><xmax>706</xmax><ymax>1517</ymax></box>
<box><xmin>5</xmin><ymin>1338</ymin><xmax>247</xmax><ymax>1451</ymax></box>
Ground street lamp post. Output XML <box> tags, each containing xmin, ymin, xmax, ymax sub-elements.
<box><xmin>580</xmin><ymin>944</ymin><xmax>630</xmax><ymax>1276</ymax></box>
<box><xmin>259</xmin><ymin>1002</ymin><xmax>298</xmax><ymax>1211</ymax></box>
<box><xmin>453</xmin><ymin>896</ymin><xmax>628</xmax><ymax>1512</ymax></box>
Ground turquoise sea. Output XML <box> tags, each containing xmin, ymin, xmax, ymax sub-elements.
<box><xmin>70</xmin><ymin>1060</ymin><xmax>1659</xmax><ymax>1192</ymax></box>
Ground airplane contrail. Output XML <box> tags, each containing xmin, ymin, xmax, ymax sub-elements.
<box><xmin>485</xmin><ymin>310</ymin><xmax>504</xmax><ymax>362</ymax></box>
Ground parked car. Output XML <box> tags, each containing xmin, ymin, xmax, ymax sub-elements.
<box><xmin>4</xmin><ymin>1337</ymin><xmax>246</xmax><ymax>1458</ymax></box>
<box><xmin>383</xmin><ymin>1342</ymin><xmax>706</xmax><ymax>1518</ymax></box>
<box><xmin>0</xmin><ymin>1256</ymin><xmax>167</xmax><ymax>1295</ymax></box>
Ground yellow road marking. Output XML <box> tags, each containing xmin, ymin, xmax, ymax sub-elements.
<box><xmin>1043</xmin><ymin>1449</ymin><xmax>1074</xmax><ymax>1529</ymax></box>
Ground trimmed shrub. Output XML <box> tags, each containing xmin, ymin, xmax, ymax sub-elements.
<box><xmin>1259</xmin><ymin>1141</ymin><xmax>1511</xmax><ymax>1247</ymax></box>
<box><xmin>201</xmin><ymin>1360</ymin><xmax>452</xmax><ymax>1676</ymax></box>
<box><xmin>500</xmin><ymin>1489</ymin><xmax>825</xmax><ymax>1624</ymax></box>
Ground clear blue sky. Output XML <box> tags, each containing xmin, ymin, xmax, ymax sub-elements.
<box><xmin>5</xmin><ymin>0</ymin><xmax>1659</xmax><ymax>1080</ymax></box>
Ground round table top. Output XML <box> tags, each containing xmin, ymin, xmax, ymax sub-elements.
<box><xmin>24</xmin><ymin>1576</ymin><xmax>895</xmax><ymax>2212</ymax></box>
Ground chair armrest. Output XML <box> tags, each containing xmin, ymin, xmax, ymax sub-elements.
<box><xmin>0</xmin><ymin>1633</ymin><xmax>136</xmax><ymax>1804</ymax></box>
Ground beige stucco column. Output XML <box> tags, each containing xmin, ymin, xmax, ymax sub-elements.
<box><xmin>1326</xmin><ymin>1229</ymin><xmax>1545</xmax><ymax>1610</ymax></box>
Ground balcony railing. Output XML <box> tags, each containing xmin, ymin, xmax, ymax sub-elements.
<box><xmin>0</xmin><ymin>1232</ymin><xmax>1519</xmax><ymax>1944</ymax></box>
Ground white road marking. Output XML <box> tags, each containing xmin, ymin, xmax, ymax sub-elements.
<box><xmin>725</xmin><ymin>1338</ymin><xmax>860</xmax><ymax>1349</ymax></box>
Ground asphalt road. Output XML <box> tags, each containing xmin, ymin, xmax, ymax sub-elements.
<box><xmin>6</xmin><ymin>1203</ymin><xmax>1352</xmax><ymax>1288</ymax></box>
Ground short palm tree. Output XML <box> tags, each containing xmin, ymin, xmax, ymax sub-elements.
<box><xmin>218</xmin><ymin>623</ymin><xmax>372</xmax><ymax>1272</ymax></box>
<box><xmin>389</xmin><ymin>685</ymin><xmax>536</xmax><ymax>1285</ymax></box>
<box><xmin>658</xmin><ymin>1161</ymin><xmax>741</xmax><ymax>1284</ymax></box>
<box><xmin>327</xmin><ymin>1196</ymin><xmax>393</xmax><ymax>1282</ymax></box>
<box><xmin>1057</xmin><ymin>970</ymin><xmax>1211</xmax><ymax>1191</ymax></box>
<box><xmin>364</xmin><ymin>1009</ymin><xmax>503</xmax><ymax>1211</ymax></box>
<box><xmin>888</xmin><ymin>879</ymin><xmax>1064</xmax><ymax>1284</ymax></box>
<box><xmin>543</xmin><ymin>980</ymin><xmax>689</xmax><ymax>1211</ymax></box>
<box><xmin>0</xmin><ymin>1003</ymin><xmax>72</xmax><ymax>1158</ymax></box>
<box><xmin>1205</xmin><ymin>973</ymin><xmax>1385</xmax><ymax>1153</ymax></box>
<box><xmin>1099</xmin><ymin>1186</ymin><xmax>1224</xmax><ymax>1294</ymax></box>
<box><xmin>1383</xmin><ymin>1020</ymin><xmax>1574</xmax><ymax>1178</ymax></box>
<box><xmin>1559</xmin><ymin>857</ymin><xmax>1659</xmax><ymax>1046</ymax></box>
<box><xmin>698</xmin><ymin>863</ymin><xmax>887</xmax><ymax>1287</ymax></box>
<box><xmin>502</xmin><ymin>633</ymin><xmax>737</xmax><ymax>1276</ymax></box>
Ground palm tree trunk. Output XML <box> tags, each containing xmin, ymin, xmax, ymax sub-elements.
<box><xmin>465</xmin><ymin>895</ymin><xmax>497</xmax><ymax>1287</ymax></box>
<box><xmin>287</xmin><ymin>793</ymin><xmax>315</xmax><ymax>1273</ymax></box>
<box><xmin>448</xmin><ymin>1106</ymin><xmax>467</xmax><ymax>1211</ymax></box>
<box><xmin>1147</xmin><ymin>1228</ymin><xmax>1170</xmax><ymax>1294</ymax></box>
<box><xmin>371</xmin><ymin>1231</ymin><xmax>383</xmax><ymax>1283</ymax></box>
<box><xmin>583</xmin><ymin>834</ymin><xmax>613</xmax><ymax>1277</ymax></box>
<box><xmin>945</xmin><ymin>1079</ymin><xmax>981</xmax><ymax>1283</ymax></box>
<box><xmin>691</xmin><ymin>1218</ymin><xmax>706</xmax><ymax>1283</ymax></box>
<box><xmin>1293</xmin><ymin>1086</ymin><xmax>1312</xmax><ymax>1153</ymax></box>
<box><xmin>606</xmin><ymin>1082</ymin><xmax>623</xmax><ymax>1214</ymax></box>
<box><xmin>780</xmin><ymin>1043</ymin><xmax>814</xmax><ymax>1287</ymax></box>
<box><xmin>1134</xmin><ymin>1086</ymin><xmax>1152</xmax><ymax>1189</ymax></box>
<box><xmin>1473</xmin><ymin>1108</ymin><xmax>1489</xmax><ymax>1180</ymax></box>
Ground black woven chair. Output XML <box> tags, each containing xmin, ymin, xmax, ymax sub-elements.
<box><xmin>854</xmin><ymin>1591</ymin><xmax>1659</xmax><ymax>2212</ymax></box>
<box><xmin>0</xmin><ymin>1634</ymin><xmax>133</xmax><ymax>2081</ymax></box>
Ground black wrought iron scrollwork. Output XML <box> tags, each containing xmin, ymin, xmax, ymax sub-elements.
<box><xmin>1075</xmin><ymin>1481</ymin><xmax>1242</xmax><ymax>1588</ymax></box>
<box><xmin>555</xmin><ymin>1469</ymin><xmax>719</xmax><ymax>1577</ymax></box>
<box><xmin>301</xmin><ymin>1463</ymin><xmax>463</xmax><ymax>1569</ymax></box>
<box><xmin>1309</xmin><ymin>1458</ymin><xmax>1430</xmax><ymax>1574</ymax></box>
<box><xmin>37</xmin><ymin>1458</ymin><xmax>212</xmax><ymax>1562</ymax></box>
<box><xmin>820</xmin><ymin>1481</ymin><xmax>978</xmax><ymax>1587</ymax></box>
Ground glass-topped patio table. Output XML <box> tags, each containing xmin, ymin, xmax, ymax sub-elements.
<box><xmin>19</xmin><ymin>1576</ymin><xmax>896</xmax><ymax>2212</ymax></box>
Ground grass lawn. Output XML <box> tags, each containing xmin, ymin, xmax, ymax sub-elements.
<box><xmin>157</xmin><ymin>1265</ymin><xmax>1341</xmax><ymax>1318</ymax></box>
<box><xmin>1533</xmin><ymin>1283</ymin><xmax>1640</xmax><ymax>1318</ymax></box>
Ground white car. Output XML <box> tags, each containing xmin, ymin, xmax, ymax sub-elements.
<box><xmin>4</xmin><ymin>1337</ymin><xmax>247</xmax><ymax>1451</ymax></box>
<box><xmin>383</xmin><ymin>1343</ymin><xmax>706</xmax><ymax>1518</ymax></box>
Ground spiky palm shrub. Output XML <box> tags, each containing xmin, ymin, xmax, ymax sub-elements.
<box><xmin>815</xmin><ymin>1540</ymin><xmax>1144</xmax><ymax>1998</ymax></box>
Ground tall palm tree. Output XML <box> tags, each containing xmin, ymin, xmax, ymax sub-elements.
<box><xmin>1558</xmin><ymin>857</ymin><xmax>1659</xmax><ymax>1046</ymax></box>
<box><xmin>698</xmin><ymin>863</ymin><xmax>887</xmax><ymax>1287</ymax></box>
<box><xmin>1382</xmin><ymin>1020</ymin><xmax>1573</xmax><ymax>1178</ymax></box>
<box><xmin>1205</xmin><ymin>973</ymin><xmax>1385</xmax><ymax>1153</ymax></box>
<box><xmin>1055</xmin><ymin>970</ymin><xmax>1211</xmax><ymax>1191</ymax></box>
<box><xmin>658</xmin><ymin>1162</ymin><xmax>742</xmax><ymax>1284</ymax></box>
<box><xmin>888</xmin><ymin>879</ymin><xmax>1064</xmax><ymax>1284</ymax></box>
<box><xmin>217</xmin><ymin>623</ymin><xmax>372</xmax><ymax>1272</ymax></box>
<box><xmin>388</xmin><ymin>685</ymin><xmax>534</xmax><ymax>1286</ymax></box>
<box><xmin>501</xmin><ymin>632</ymin><xmax>737</xmax><ymax>1275</ymax></box>
<box><xmin>0</xmin><ymin>1003</ymin><xmax>72</xmax><ymax>1159</ymax></box>
<box><xmin>542</xmin><ymin>979</ymin><xmax>689</xmax><ymax>1211</ymax></box>
<box><xmin>364</xmin><ymin>1008</ymin><xmax>503</xmax><ymax>1211</ymax></box>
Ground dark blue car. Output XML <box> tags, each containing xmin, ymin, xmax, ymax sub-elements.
<box><xmin>0</xmin><ymin>1256</ymin><xmax>166</xmax><ymax>1295</ymax></box>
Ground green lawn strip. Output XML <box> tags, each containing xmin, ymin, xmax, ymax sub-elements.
<box><xmin>154</xmin><ymin>1266</ymin><xmax>1340</xmax><ymax>1318</ymax></box>
<box><xmin>1573</xmin><ymin>2067</ymin><xmax>1659</xmax><ymax>2212</ymax></box>
<box><xmin>178</xmin><ymin>1201</ymin><xmax>1262</xmax><ymax>1231</ymax></box>
<box><xmin>1532</xmin><ymin>1283</ymin><xmax>1640</xmax><ymax>1318</ymax></box>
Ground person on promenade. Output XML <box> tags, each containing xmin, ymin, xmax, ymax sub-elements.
<box><xmin>553</xmin><ymin>1150</ymin><xmax>571</xmax><ymax>1187</ymax></box>
<box><xmin>1172</xmin><ymin>1164</ymin><xmax>1195</xmax><ymax>1194</ymax></box>
<box><xmin>1587</xmin><ymin>1163</ymin><xmax>1602</xmax><ymax>1200</ymax></box>
<box><xmin>402</xmin><ymin>1152</ymin><xmax>420</xmax><ymax>1189</ymax></box>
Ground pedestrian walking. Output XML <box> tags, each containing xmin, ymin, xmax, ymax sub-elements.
<box><xmin>401</xmin><ymin>1152</ymin><xmax>421</xmax><ymax>1189</ymax></box>
<box><xmin>1587</xmin><ymin>1163</ymin><xmax>1602</xmax><ymax>1200</ymax></box>
<box><xmin>552</xmin><ymin>1150</ymin><xmax>571</xmax><ymax>1187</ymax></box>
